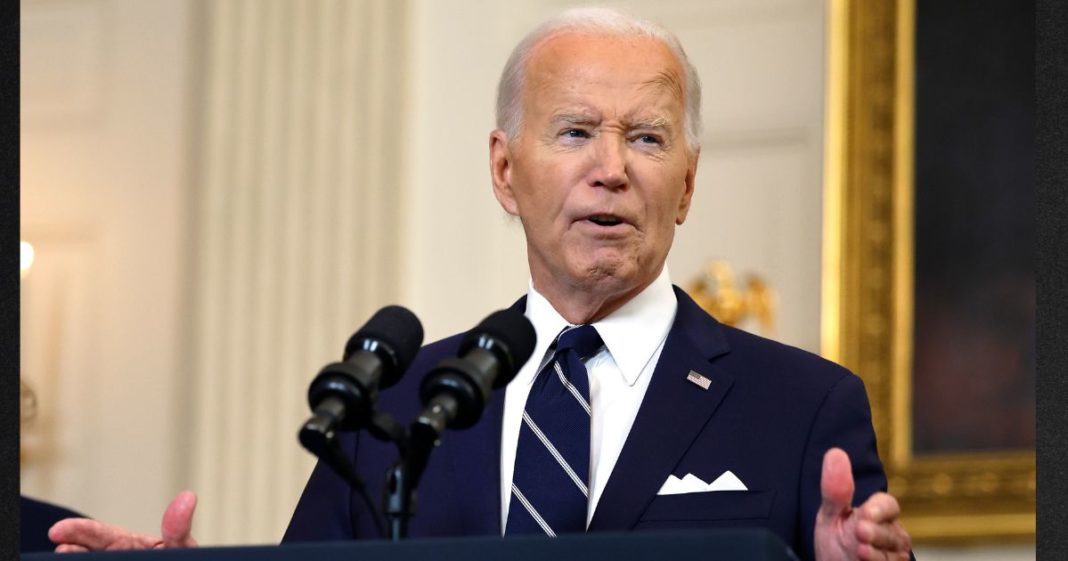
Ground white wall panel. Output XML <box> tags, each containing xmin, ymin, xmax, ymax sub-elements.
<box><xmin>403</xmin><ymin>0</ymin><xmax>532</xmax><ymax>341</ymax></box>
<box><xmin>21</xmin><ymin>0</ymin><xmax>191</xmax><ymax>536</ymax></box>
<box><xmin>20</xmin><ymin>234</ymin><xmax>104</xmax><ymax>504</ymax></box>
<box><xmin>187</xmin><ymin>0</ymin><xmax>408</xmax><ymax>544</ymax></box>
<box><xmin>673</xmin><ymin>137</ymin><xmax>821</xmax><ymax>349</ymax></box>
<box><xmin>21</xmin><ymin>0</ymin><xmax>108</xmax><ymax>124</ymax></box>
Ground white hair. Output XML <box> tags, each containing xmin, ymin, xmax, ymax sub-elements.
<box><xmin>495</xmin><ymin>6</ymin><xmax>703</xmax><ymax>152</ymax></box>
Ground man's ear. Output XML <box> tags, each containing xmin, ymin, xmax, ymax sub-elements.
<box><xmin>675</xmin><ymin>148</ymin><xmax>699</xmax><ymax>225</ymax></box>
<box><xmin>490</xmin><ymin>130</ymin><xmax>520</xmax><ymax>216</ymax></box>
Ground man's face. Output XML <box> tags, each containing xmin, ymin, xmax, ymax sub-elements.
<box><xmin>491</xmin><ymin>32</ymin><xmax>698</xmax><ymax>313</ymax></box>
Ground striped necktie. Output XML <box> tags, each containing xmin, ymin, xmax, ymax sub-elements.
<box><xmin>505</xmin><ymin>324</ymin><xmax>604</xmax><ymax>536</ymax></box>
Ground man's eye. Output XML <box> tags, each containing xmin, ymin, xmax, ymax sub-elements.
<box><xmin>635</xmin><ymin>134</ymin><xmax>661</xmax><ymax>145</ymax></box>
<box><xmin>563</xmin><ymin>129</ymin><xmax>590</xmax><ymax>139</ymax></box>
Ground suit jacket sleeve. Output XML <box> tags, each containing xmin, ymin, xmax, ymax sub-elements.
<box><xmin>797</xmin><ymin>372</ymin><xmax>887</xmax><ymax>561</ymax></box>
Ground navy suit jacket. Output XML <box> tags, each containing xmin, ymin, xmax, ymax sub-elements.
<box><xmin>284</xmin><ymin>287</ymin><xmax>887</xmax><ymax>561</ymax></box>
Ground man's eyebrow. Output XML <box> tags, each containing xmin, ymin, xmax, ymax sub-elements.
<box><xmin>550</xmin><ymin>112</ymin><xmax>600</xmax><ymax>125</ymax></box>
<box><xmin>628</xmin><ymin>117</ymin><xmax>671</xmax><ymax>129</ymax></box>
<box><xmin>552</xmin><ymin>112</ymin><xmax>671</xmax><ymax>129</ymax></box>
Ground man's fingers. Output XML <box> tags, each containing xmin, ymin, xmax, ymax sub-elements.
<box><xmin>160</xmin><ymin>490</ymin><xmax>198</xmax><ymax>547</ymax></box>
<box><xmin>49</xmin><ymin>518</ymin><xmax>128</xmax><ymax>551</ymax></box>
<box><xmin>858</xmin><ymin>492</ymin><xmax>902</xmax><ymax>523</ymax></box>
<box><xmin>54</xmin><ymin>544</ymin><xmax>90</xmax><ymax>554</ymax></box>
<box><xmin>858</xmin><ymin>541</ymin><xmax>911</xmax><ymax>561</ymax></box>
<box><xmin>46</xmin><ymin>499</ymin><xmax>197</xmax><ymax>552</ymax></box>
<box><xmin>48</xmin><ymin>518</ymin><xmax>83</xmax><ymax>544</ymax></box>
<box><xmin>855</xmin><ymin>492</ymin><xmax>910</xmax><ymax>554</ymax></box>
<box><xmin>857</xmin><ymin>520</ymin><xmax>910</xmax><ymax>550</ymax></box>
<box><xmin>819</xmin><ymin>447</ymin><xmax>855</xmax><ymax>519</ymax></box>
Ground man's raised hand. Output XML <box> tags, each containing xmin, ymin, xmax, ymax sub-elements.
<box><xmin>49</xmin><ymin>490</ymin><xmax>199</xmax><ymax>553</ymax></box>
<box><xmin>814</xmin><ymin>448</ymin><xmax>912</xmax><ymax>561</ymax></box>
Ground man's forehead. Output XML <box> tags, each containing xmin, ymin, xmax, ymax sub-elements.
<box><xmin>527</xmin><ymin>31</ymin><xmax>683</xmax><ymax>85</ymax></box>
<box><xmin>524</xmin><ymin>32</ymin><xmax>686</xmax><ymax>111</ymax></box>
<box><xmin>644</xmin><ymin>69</ymin><xmax>685</xmax><ymax>104</ymax></box>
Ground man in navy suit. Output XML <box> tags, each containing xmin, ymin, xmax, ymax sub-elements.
<box><xmin>50</xmin><ymin>7</ymin><xmax>912</xmax><ymax>560</ymax></box>
<box><xmin>283</xmin><ymin>7</ymin><xmax>910</xmax><ymax>560</ymax></box>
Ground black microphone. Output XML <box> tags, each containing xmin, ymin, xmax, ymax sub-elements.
<box><xmin>415</xmin><ymin>309</ymin><xmax>536</xmax><ymax>438</ymax></box>
<box><xmin>300</xmin><ymin>305</ymin><xmax>424</xmax><ymax>453</ymax></box>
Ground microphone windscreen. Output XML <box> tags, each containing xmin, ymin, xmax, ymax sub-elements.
<box><xmin>460</xmin><ymin>309</ymin><xmax>537</xmax><ymax>380</ymax></box>
<box><xmin>345</xmin><ymin>305</ymin><xmax>425</xmax><ymax>376</ymax></box>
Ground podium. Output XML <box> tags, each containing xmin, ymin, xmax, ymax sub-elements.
<box><xmin>23</xmin><ymin>530</ymin><xmax>799</xmax><ymax>561</ymax></box>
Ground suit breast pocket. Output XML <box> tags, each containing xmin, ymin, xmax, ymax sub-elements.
<box><xmin>638</xmin><ymin>490</ymin><xmax>776</xmax><ymax>522</ymax></box>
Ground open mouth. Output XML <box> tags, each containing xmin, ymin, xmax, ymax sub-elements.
<box><xmin>586</xmin><ymin>214</ymin><xmax>625</xmax><ymax>227</ymax></box>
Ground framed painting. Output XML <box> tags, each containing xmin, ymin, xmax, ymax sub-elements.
<box><xmin>821</xmin><ymin>0</ymin><xmax>1035</xmax><ymax>543</ymax></box>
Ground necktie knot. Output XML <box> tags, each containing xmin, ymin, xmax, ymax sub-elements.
<box><xmin>554</xmin><ymin>325</ymin><xmax>603</xmax><ymax>361</ymax></box>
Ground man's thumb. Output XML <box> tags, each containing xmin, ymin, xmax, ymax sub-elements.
<box><xmin>160</xmin><ymin>491</ymin><xmax>198</xmax><ymax>547</ymax></box>
<box><xmin>819</xmin><ymin>447</ymin><xmax>855</xmax><ymax>519</ymax></box>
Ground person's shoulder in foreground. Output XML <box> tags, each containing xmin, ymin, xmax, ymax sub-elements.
<box><xmin>21</xmin><ymin>495</ymin><xmax>87</xmax><ymax>553</ymax></box>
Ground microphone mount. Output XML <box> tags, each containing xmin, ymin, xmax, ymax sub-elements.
<box><xmin>382</xmin><ymin>309</ymin><xmax>535</xmax><ymax>541</ymax></box>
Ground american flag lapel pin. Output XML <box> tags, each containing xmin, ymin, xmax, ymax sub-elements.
<box><xmin>686</xmin><ymin>370</ymin><xmax>712</xmax><ymax>390</ymax></box>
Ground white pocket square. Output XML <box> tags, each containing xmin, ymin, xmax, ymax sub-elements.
<box><xmin>707</xmin><ymin>470</ymin><xmax>748</xmax><ymax>491</ymax></box>
<box><xmin>657</xmin><ymin>470</ymin><xmax>749</xmax><ymax>495</ymax></box>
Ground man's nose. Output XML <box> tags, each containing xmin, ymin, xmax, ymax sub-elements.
<box><xmin>588</xmin><ymin>136</ymin><xmax>628</xmax><ymax>190</ymax></box>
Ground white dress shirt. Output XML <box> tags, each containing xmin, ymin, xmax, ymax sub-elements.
<box><xmin>500</xmin><ymin>267</ymin><xmax>678</xmax><ymax>531</ymax></box>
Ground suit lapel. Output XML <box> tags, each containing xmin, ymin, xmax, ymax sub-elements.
<box><xmin>588</xmin><ymin>287</ymin><xmax>733</xmax><ymax>531</ymax></box>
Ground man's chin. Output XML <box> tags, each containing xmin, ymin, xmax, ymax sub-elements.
<box><xmin>571</xmin><ymin>261</ymin><xmax>642</xmax><ymax>293</ymax></box>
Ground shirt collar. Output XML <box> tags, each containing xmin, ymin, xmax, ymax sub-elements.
<box><xmin>522</xmin><ymin>267</ymin><xmax>677</xmax><ymax>387</ymax></box>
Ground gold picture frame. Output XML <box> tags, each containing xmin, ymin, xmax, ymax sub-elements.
<box><xmin>820</xmin><ymin>0</ymin><xmax>1035</xmax><ymax>543</ymax></box>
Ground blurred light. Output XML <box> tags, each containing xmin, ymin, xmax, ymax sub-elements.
<box><xmin>21</xmin><ymin>240</ymin><xmax>35</xmax><ymax>278</ymax></box>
